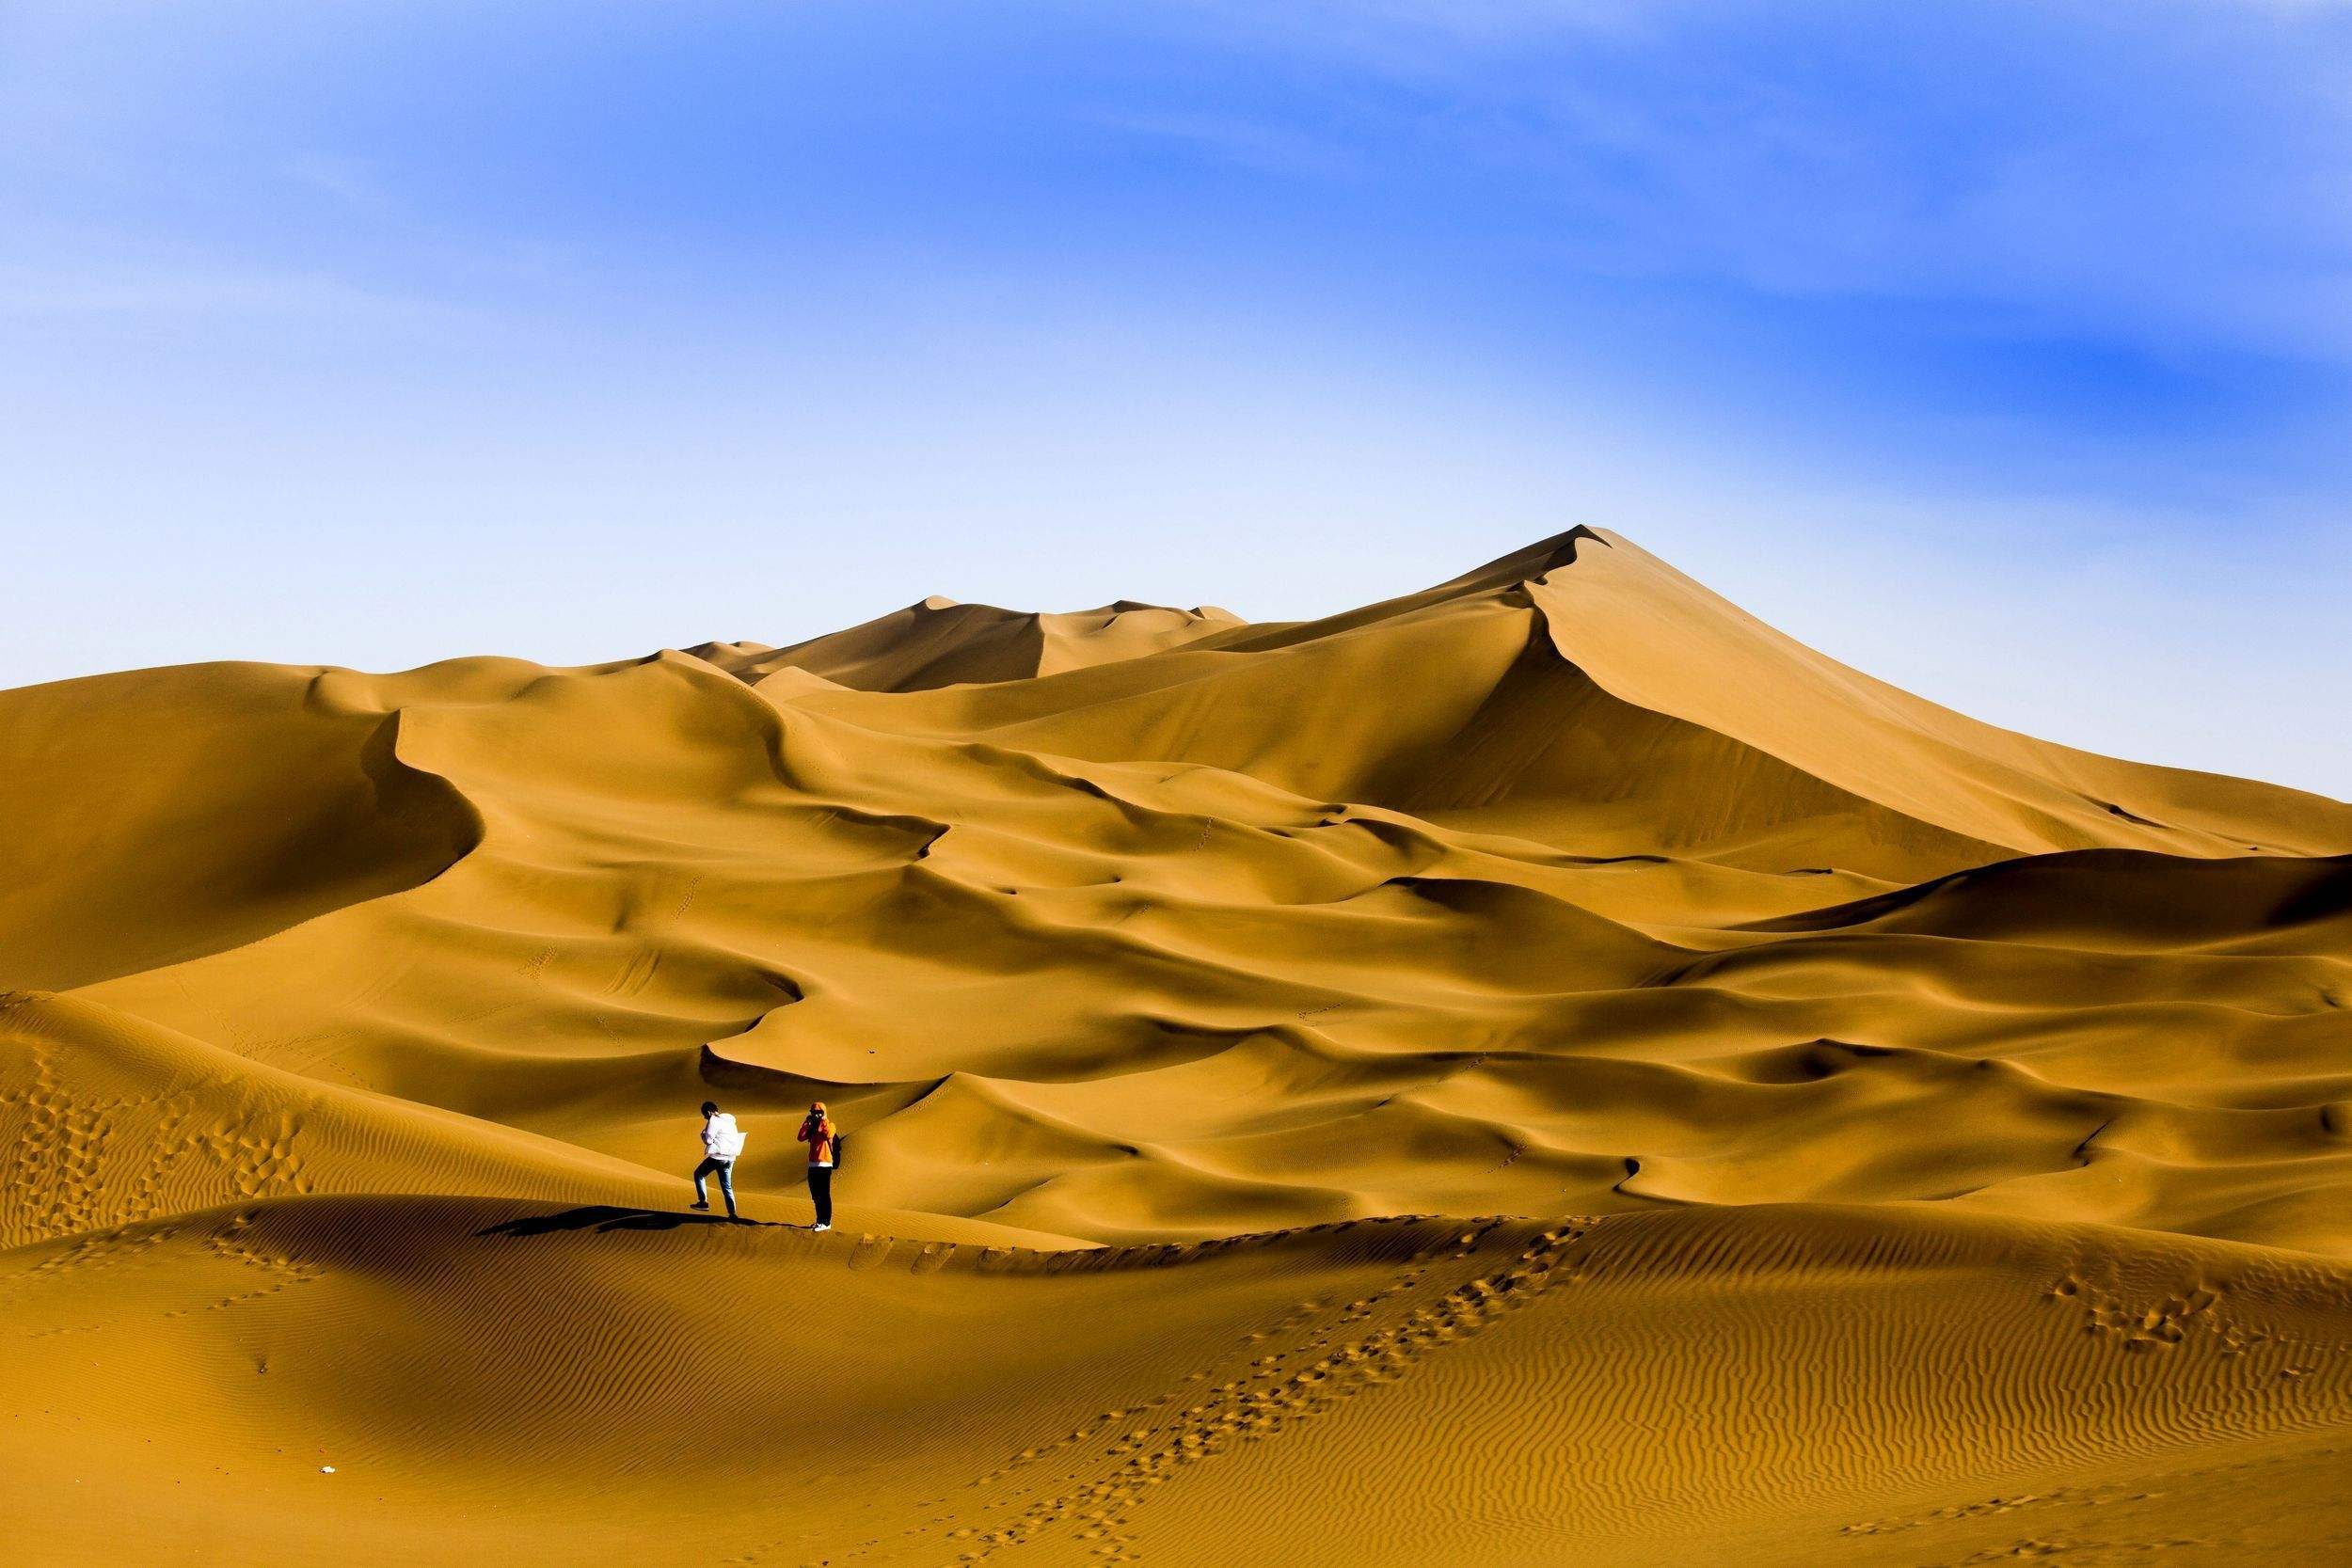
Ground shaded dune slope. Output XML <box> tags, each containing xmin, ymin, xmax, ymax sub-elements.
<box><xmin>0</xmin><ymin>661</ymin><xmax>481</xmax><ymax>990</ymax></box>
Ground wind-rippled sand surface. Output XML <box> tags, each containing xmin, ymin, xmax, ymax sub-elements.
<box><xmin>6</xmin><ymin>530</ymin><xmax>2349</xmax><ymax>1564</ymax></box>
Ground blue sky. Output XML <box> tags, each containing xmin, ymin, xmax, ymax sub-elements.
<box><xmin>4</xmin><ymin>1</ymin><xmax>2347</xmax><ymax>796</ymax></box>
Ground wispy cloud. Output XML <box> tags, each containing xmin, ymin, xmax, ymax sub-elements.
<box><xmin>0</xmin><ymin>260</ymin><xmax>457</xmax><ymax>321</ymax></box>
<box><xmin>278</xmin><ymin>151</ymin><xmax>398</xmax><ymax>217</ymax></box>
<box><xmin>1169</xmin><ymin>0</ymin><xmax>2352</xmax><ymax>362</ymax></box>
<box><xmin>1089</xmin><ymin>109</ymin><xmax>1365</xmax><ymax>181</ymax></box>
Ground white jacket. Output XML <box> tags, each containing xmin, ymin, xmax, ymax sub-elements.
<box><xmin>703</xmin><ymin>1112</ymin><xmax>747</xmax><ymax>1161</ymax></box>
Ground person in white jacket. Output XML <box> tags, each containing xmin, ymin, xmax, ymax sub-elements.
<box><xmin>691</xmin><ymin>1101</ymin><xmax>747</xmax><ymax>1220</ymax></box>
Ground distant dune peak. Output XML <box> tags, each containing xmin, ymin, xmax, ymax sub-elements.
<box><xmin>771</xmin><ymin>526</ymin><xmax>2345</xmax><ymax>870</ymax></box>
<box><xmin>691</xmin><ymin>594</ymin><xmax>1248</xmax><ymax>692</ymax></box>
<box><xmin>1488</xmin><ymin>522</ymin><xmax>1613</xmax><ymax>582</ymax></box>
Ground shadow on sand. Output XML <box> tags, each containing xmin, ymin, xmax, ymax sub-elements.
<box><xmin>474</xmin><ymin>1205</ymin><xmax>768</xmax><ymax>1239</ymax></box>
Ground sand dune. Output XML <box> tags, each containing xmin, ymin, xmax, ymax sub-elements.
<box><xmin>7</xmin><ymin>1198</ymin><xmax>2348</xmax><ymax>1565</ymax></box>
<box><xmin>5</xmin><ymin>530</ymin><xmax>2348</xmax><ymax>1562</ymax></box>
<box><xmin>692</xmin><ymin>596</ymin><xmax>1244</xmax><ymax>692</ymax></box>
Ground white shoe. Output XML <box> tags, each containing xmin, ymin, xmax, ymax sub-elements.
<box><xmin>813</xmin><ymin>1223</ymin><xmax>831</xmax><ymax>1232</ymax></box>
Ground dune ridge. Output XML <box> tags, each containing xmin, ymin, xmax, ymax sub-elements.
<box><xmin>691</xmin><ymin>596</ymin><xmax>1245</xmax><ymax>692</ymax></box>
<box><xmin>5</xmin><ymin>528</ymin><xmax>2348</xmax><ymax>1562</ymax></box>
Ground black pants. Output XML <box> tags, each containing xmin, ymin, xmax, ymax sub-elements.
<box><xmin>807</xmin><ymin>1164</ymin><xmax>833</xmax><ymax>1227</ymax></box>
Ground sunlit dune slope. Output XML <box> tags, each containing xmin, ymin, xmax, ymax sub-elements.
<box><xmin>6</xmin><ymin>1196</ymin><xmax>2349</xmax><ymax>1566</ymax></box>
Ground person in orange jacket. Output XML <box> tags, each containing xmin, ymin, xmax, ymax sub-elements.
<box><xmin>797</xmin><ymin>1101</ymin><xmax>839</xmax><ymax>1231</ymax></box>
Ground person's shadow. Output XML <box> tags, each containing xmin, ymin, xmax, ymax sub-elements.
<box><xmin>474</xmin><ymin>1205</ymin><xmax>771</xmax><ymax>1238</ymax></box>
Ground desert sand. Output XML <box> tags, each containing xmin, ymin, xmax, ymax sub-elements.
<box><xmin>5</xmin><ymin>528</ymin><xmax>2348</xmax><ymax>1564</ymax></box>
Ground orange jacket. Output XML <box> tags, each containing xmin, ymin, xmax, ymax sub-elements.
<box><xmin>798</xmin><ymin>1110</ymin><xmax>837</xmax><ymax>1165</ymax></box>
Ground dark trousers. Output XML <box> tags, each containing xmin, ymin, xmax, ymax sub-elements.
<box><xmin>807</xmin><ymin>1164</ymin><xmax>833</xmax><ymax>1227</ymax></box>
<box><xmin>692</xmin><ymin>1157</ymin><xmax>738</xmax><ymax>1216</ymax></box>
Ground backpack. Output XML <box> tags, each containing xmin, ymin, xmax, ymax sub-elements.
<box><xmin>830</xmin><ymin>1132</ymin><xmax>846</xmax><ymax>1172</ymax></box>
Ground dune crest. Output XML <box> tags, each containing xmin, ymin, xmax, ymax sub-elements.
<box><xmin>691</xmin><ymin>596</ymin><xmax>1247</xmax><ymax>692</ymax></box>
